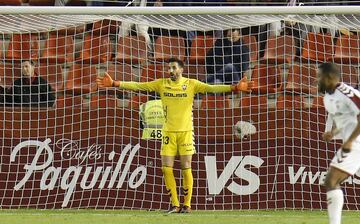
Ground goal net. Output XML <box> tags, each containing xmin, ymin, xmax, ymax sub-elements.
<box><xmin>0</xmin><ymin>6</ymin><xmax>360</xmax><ymax>210</ymax></box>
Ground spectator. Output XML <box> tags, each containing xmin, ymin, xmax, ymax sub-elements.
<box><xmin>0</xmin><ymin>80</ymin><xmax>5</xmax><ymax>104</ymax></box>
<box><xmin>6</xmin><ymin>60</ymin><xmax>56</xmax><ymax>107</ymax></box>
<box><xmin>139</xmin><ymin>99</ymin><xmax>165</xmax><ymax>139</ymax></box>
<box><xmin>205</xmin><ymin>29</ymin><xmax>250</xmax><ymax>84</ymax></box>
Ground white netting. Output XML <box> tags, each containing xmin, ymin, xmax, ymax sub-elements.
<box><xmin>0</xmin><ymin>14</ymin><xmax>360</xmax><ymax>33</ymax></box>
<box><xmin>0</xmin><ymin>6</ymin><xmax>360</xmax><ymax>210</ymax></box>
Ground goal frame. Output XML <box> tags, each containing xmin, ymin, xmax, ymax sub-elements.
<box><xmin>0</xmin><ymin>5</ymin><xmax>360</xmax><ymax>211</ymax></box>
<box><xmin>0</xmin><ymin>6</ymin><xmax>359</xmax><ymax>15</ymax></box>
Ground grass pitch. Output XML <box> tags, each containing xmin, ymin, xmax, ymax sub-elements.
<box><xmin>0</xmin><ymin>209</ymin><xmax>359</xmax><ymax>224</ymax></box>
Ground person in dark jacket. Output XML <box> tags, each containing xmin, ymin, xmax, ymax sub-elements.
<box><xmin>0</xmin><ymin>79</ymin><xmax>5</xmax><ymax>104</ymax></box>
<box><xmin>6</xmin><ymin>60</ymin><xmax>55</xmax><ymax>107</ymax></box>
<box><xmin>206</xmin><ymin>29</ymin><xmax>250</xmax><ymax>84</ymax></box>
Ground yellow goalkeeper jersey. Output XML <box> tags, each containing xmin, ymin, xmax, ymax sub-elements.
<box><xmin>120</xmin><ymin>77</ymin><xmax>231</xmax><ymax>132</ymax></box>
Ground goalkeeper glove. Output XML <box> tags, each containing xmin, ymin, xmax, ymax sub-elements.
<box><xmin>231</xmin><ymin>76</ymin><xmax>254</xmax><ymax>93</ymax></box>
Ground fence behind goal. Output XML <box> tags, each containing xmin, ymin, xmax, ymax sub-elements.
<box><xmin>0</xmin><ymin>6</ymin><xmax>360</xmax><ymax>210</ymax></box>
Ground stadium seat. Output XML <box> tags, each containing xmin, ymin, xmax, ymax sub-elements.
<box><xmin>276</xmin><ymin>95</ymin><xmax>305</xmax><ymax>109</ymax></box>
<box><xmin>154</xmin><ymin>36</ymin><xmax>186</xmax><ymax>62</ymax></box>
<box><xmin>332</xmin><ymin>35</ymin><xmax>360</xmax><ymax>64</ymax></box>
<box><xmin>200</xmin><ymin>95</ymin><xmax>230</xmax><ymax>109</ymax></box>
<box><xmin>90</xmin><ymin>95</ymin><xmax>117</xmax><ymax>109</ymax></box>
<box><xmin>142</xmin><ymin>63</ymin><xmax>206</xmax><ymax>82</ymax></box>
<box><xmin>311</xmin><ymin>96</ymin><xmax>324</xmax><ymax>108</ymax></box>
<box><xmin>55</xmin><ymin>95</ymin><xmax>84</xmax><ymax>108</ymax></box>
<box><xmin>251</xmin><ymin>65</ymin><xmax>282</xmax><ymax>94</ymax></box>
<box><xmin>34</xmin><ymin>64</ymin><xmax>64</xmax><ymax>92</ymax></box>
<box><xmin>77</xmin><ymin>34</ymin><xmax>112</xmax><ymax>64</ymax></box>
<box><xmin>115</xmin><ymin>35</ymin><xmax>148</xmax><ymax>64</ymax></box>
<box><xmin>101</xmin><ymin>63</ymin><xmax>134</xmax><ymax>95</ymax></box>
<box><xmin>141</xmin><ymin>64</ymin><xmax>167</xmax><ymax>82</ymax></box>
<box><xmin>188</xmin><ymin>36</ymin><xmax>215</xmax><ymax>64</ymax></box>
<box><xmin>184</xmin><ymin>64</ymin><xmax>206</xmax><ymax>81</ymax></box>
<box><xmin>40</xmin><ymin>34</ymin><xmax>74</xmax><ymax>64</ymax></box>
<box><xmin>6</xmin><ymin>34</ymin><xmax>40</xmax><ymax>61</ymax></box>
<box><xmin>107</xmin><ymin>63</ymin><xmax>135</xmax><ymax>82</ymax></box>
<box><xmin>242</xmin><ymin>35</ymin><xmax>258</xmax><ymax>63</ymax></box>
<box><xmin>28</xmin><ymin>0</ymin><xmax>55</xmax><ymax>5</ymax></box>
<box><xmin>65</xmin><ymin>64</ymin><xmax>98</xmax><ymax>95</ymax></box>
<box><xmin>301</xmin><ymin>32</ymin><xmax>333</xmax><ymax>62</ymax></box>
<box><xmin>0</xmin><ymin>0</ymin><xmax>22</xmax><ymax>5</ymax></box>
<box><xmin>261</xmin><ymin>35</ymin><xmax>295</xmax><ymax>64</ymax></box>
<box><xmin>51</xmin><ymin>25</ymin><xmax>86</xmax><ymax>36</ymax></box>
<box><xmin>239</xmin><ymin>95</ymin><xmax>268</xmax><ymax>108</ymax></box>
<box><xmin>0</xmin><ymin>63</ymin><xmax>22</xmax><ymax>87</ymax></box>
<box><xmin>340</xmin><ymin>64</ymin><xmax>359</xmax><ymax>87</ymax></box>
<box><xmin>128</xmin><ymin>94</ymin><xmax>148</xmax><ymax>109</ymax></box>
<box><xmin>284</xmin><ymin>64</ymin><xmax>318</xmax><ymax>95</ymax></box>
<box><xmin>91</xmin><ymin>19</ymin><xmax>119</xmax><ymax>36</ymax></box>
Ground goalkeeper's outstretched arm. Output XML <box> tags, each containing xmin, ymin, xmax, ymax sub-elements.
<box><xmin>195</xmin><ymin>76</ymin><xmax>254</xmax><ymax>94</ymax></box>
<box><xmin>96</xmin><ymin>72</ymin><xmax>160</xmax><ymax>92</ymax></box>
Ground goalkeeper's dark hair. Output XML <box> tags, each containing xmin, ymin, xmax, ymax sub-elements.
<box><xmin>318</xmin><ymin>63</ymin><xmax>340</xmax><ymax>78</ymax></box>
<box><xmin>168</xmin><ymin>58</ymin><xmax>184</xmax><ymax>68</ymax></box>
<box><xmin>21</xmin><ymin>59</ymin><xmax>36</xmax><ymax>66</ymax></box>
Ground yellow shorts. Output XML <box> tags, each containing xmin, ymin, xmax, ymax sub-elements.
<box><xmin>160</xmin><ymin>130</ymin><xmax>196</xmax><ymax>156</ymax></box>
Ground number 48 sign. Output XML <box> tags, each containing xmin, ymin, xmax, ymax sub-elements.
<box><xmin>150</xmin><ymin>130</ymin><xmax>162</xmax><ymax>139</ymax></box>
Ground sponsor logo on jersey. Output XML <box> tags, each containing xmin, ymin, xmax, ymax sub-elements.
<box><xmin>164</xmin><ymin>92</ymin><xmax>187</xmax><ymax>97</ymax></box>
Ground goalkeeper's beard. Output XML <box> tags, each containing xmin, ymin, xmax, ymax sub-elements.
<box><xmin>170</xmin><ymin>73</ymin><xmax>178</xmax><ymax>81</ymax></box>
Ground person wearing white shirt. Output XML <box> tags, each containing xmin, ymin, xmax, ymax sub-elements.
<box><xmin>319</xmin><ymin>63</ymin><xmax>360</xmax><ymax>224</ymax></box>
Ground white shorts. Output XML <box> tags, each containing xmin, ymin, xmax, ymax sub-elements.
<box><xmin>330</xmin><ymin>143</ymin><xmax>360</xmax><ymax>175</ymax></box>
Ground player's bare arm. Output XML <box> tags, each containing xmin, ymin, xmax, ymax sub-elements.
<box><xmin>342</xmin><ymin>114</ymin><xmax>360</xmax><ymax>152</ymax></box>
<box><xmin>323</xmin><ymin>124</ymin><xmax>340</xmax><ymax>142</ymax></box>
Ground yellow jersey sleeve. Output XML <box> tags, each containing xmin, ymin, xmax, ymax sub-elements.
<box><xmin>119</xmin><ymin>79</ymin><xmax>162</xmax><ymax>93</ymax></box>
<box><xmin>192</xmin><ymin>79</ymin><xmax>232</xmax><ymax>94</ymax></box>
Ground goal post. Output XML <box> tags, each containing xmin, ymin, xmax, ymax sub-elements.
<box><xmin>0</xmin><ymin>6</ymin><xmax>359</xmax><ymax>210</ymax></box>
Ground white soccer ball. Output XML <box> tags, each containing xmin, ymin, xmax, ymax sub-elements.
<box><xmin>234</xmin><ymin>121</ymin><xmax>257</xmax><ymax>139</ymax></box>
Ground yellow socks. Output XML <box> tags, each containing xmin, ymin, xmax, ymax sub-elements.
<box><xmin>162</xmin><ymin>166</ymin><xmax>179</xmax><ymax>207</ymax></box>
<box><xmin>182</xmin><ymin>168</ymin><xmax>193</xmax><ymax>207</ymax></box>
<box><xmin>162</xmin><ymin>166</ymin><xmax>193</xmax><ymax>208</ymax></box>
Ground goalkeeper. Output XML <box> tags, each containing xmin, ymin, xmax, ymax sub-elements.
<box><xmin>96</xmin><ymin>58</ymin><xmax>253</xmax><ymax>213</ymax></box>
